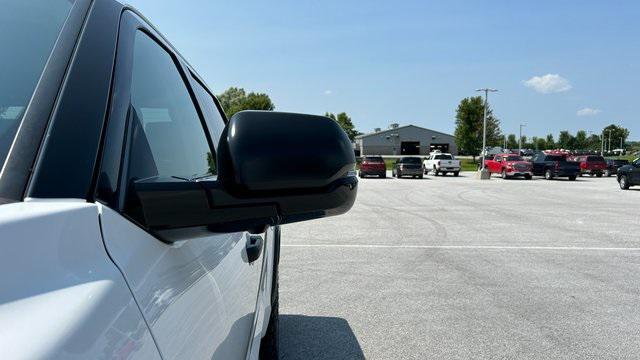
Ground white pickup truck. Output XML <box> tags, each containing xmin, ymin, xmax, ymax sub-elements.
<box><xmin>423</xmin><ymin>152</ymin><xmax>461</xmax><ymax>176</ymax></box>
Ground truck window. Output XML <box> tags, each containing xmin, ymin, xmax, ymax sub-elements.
<box><xmin>546</xmin><ymin>155</ymin><xmax>565</xmax><ymax>162</ymax></box>
<box><xmin>434</xmin><ymin>154</ymin><xmax>452</xmax><ymax>160</ymax></box>
<box><xmin>587</xmin><ymin>156</ymin><xmax>605</xmax><ymax>162</ymax></box>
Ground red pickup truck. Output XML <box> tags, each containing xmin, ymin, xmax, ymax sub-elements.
<box><xmin>484</xmin><ymin>154</ymin><xmax>533</xmax><ymax>179</ymax></box>
<box><xmin>572</xmin><ymin>155</ymin><xmax>607</xmax><ymax>177</ymax></box>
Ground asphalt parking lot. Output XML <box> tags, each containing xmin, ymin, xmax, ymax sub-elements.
<box><xmin>278</xmin><ymin>172</ymin><xmax>640</xmax><ymax>359</ymax></box>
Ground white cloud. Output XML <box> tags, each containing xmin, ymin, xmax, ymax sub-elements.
<box><xmin>577</xmin><ymin>108</ymin><xmax>601</xmax><ymax>116</ymax></box>
<box><xmin>324</xmin><ymin>90</ymin><xmax>332</xmax><ymax>95</ymax></box>
<box><xmin>523</xmin><ymin>74</ymin><xmax>572</xmax><ymax>94</ymax></box>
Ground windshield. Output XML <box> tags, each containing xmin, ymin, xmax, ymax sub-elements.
<box><xmin>363</xmin><ymin>156</ymin><xmax>384</xmax><ymax>163</ymax></box>
<box><xmin>546</xmin><ymin>155</ymin><xmax>566</xmax><ymax>162</ymax></box>
<box><xmin>505</xmin><ymin>156</ymin><xmax>523</xmax><ymax>161</ymax></box>
<box><xmin>400</xmin><ymin>157</ymin><xmax>421</xmax><ymax>164</ymax></box>
<box><xmin>587</xmin><ymin>156</ymin><xmax>605</xmax><ymax>162</ymax></box>
<box><xmin>434</xmin><ymin>154</ymin><xmax>453</xmax><ymax>160</ymax></box>
<box><xmin>0</xmin><ymin>0</ymin><xmax>73</xmax><ymax>168</ymax></box>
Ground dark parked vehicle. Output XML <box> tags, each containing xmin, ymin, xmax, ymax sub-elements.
<box><xmin>359</xmin><ymin>156</ymin><xmax>386</xmax><ymax>178</ymax></box>
<box><xmin>617</xmin><ymin>159</ymin><xmax>640</xmax><ymax>190</ymax></box>
<box><xmin>605</xmin><ymin>159</ymin><xmax>630</xmax><ymax>177</ymax></box>
<box><xmin>392</xmin><ymin>157</ymin><xmax>423</xmax><ymax>178</ymax></box>
<box><xmin>530</xmin><ymin>153</ymin><xmax>580</xmax><ymax>180</ymax></box>
<box><xmin>572</xmin><ymin>155</ymin><xmax>607</xmax><ymax>177</ymax></box>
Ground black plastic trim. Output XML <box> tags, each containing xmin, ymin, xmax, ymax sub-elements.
<box><xmin>27</xmin><ymin>0</ymin><xmax>123</xmax><ymax>199</ymax></box>
<box><xmin>270</xmin><ymin>225</ymin><xmax>280</xmax><ymax>305</ymax></box>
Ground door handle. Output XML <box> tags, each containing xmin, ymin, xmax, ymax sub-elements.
<box><xmin>246</xmin><ymin>235</ymin><xmax>264</xmax><ymax>263</ymax></box>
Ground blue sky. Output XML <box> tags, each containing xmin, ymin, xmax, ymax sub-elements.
<box><xmin>127</xmin><ymin>0</ymin><xmax>640</xmax><ymax>140</ymax></box>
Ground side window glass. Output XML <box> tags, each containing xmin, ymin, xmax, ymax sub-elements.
<box><xmin>127</xmin><ymin>32</ymin><xmax>214</xmax><ymax>184</ymax></box>
<box><xmin>189</xmin><ymin>74</ymin><xmax>226</xmax><ymax>148</ymax></box>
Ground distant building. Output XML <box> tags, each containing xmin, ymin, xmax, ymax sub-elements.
<box><xmin>355</xmin><ymin>124</ymin><xmax>457</xmax><ymax>156</ymax></box>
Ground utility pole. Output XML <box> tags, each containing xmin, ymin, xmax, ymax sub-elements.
<box><xmin>518</xmin><ymin>124</ymin><xmax>526</xmax><ymax>156</ymax></box>
<box><xmin>476</xmin><ymin>88</ymin><xmax>497</xmax><ymax>173</ymax></box>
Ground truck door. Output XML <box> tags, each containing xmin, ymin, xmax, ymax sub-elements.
<box><xmin>96</xmin><ymin>12</ymin><xmax>263</xmax><ymax>359</ymax></box>
<box><xmin>490</xmin><ymin>155</ymin><xmax>501</xmax><ymax>173</ymax></box>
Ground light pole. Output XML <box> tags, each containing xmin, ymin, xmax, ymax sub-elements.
<box><xmin>504</xmin><ymin>135</ymin><xmax>507</xmax><ymax>150</ymax></box>
<box><xmin>607</xmin><ymin>129</ymin><xmax>612</xmax><ymax>153</ymax></box>
<box><xmin>620</xmin><ymin>137</ymin><xmax>624</xmax><ymax>152</ymax></box>
<box><xmin>600</xmin><ymin>131</ymin><xmax>605</xmax><ymax>155</ymax></box>
<box><xmin>476</xmin><ymin>88</ymin><xmax>497</xmax><ymax>172</ymax></box>
<box><xmin>518</xmin><ymin>124</ymin><xmax>526</xmax><ymax>155</ymax></box>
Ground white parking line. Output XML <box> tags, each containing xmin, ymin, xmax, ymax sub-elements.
<box><xmin>282</xmin><ymin>244</ymin><xmax>640</xmax><ymax>251</ymax></box>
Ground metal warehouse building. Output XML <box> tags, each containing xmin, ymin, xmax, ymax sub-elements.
<box><xmin>355</xmin><ymin>124</ymin><xmax>457</xmax><ymax>156</ymax></box>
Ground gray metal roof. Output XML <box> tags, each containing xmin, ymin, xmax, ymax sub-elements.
<box><xmin>355</xmin><ymin>124</ymin><xmax>454</xmax><ymax>140</ymax></box>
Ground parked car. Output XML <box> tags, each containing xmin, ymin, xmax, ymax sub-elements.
<box><xmin>484</xmin><ymin>154</ymin><xmax>532</xmax><ymax>179</ymax></box>
<box><xmin>423</xmin><ymin>152</ymin><xmax>460</xmax><ymax>176</ymax></box>
<box><xmin>0</xmin><ymin>1</ymin><xmax>358</xmax><ymax>358</ymax></box>
<box><xmin>392</xmin><ymin>157</ymin><xmax>424</xmax><ymax>178</ymax></box>
<box><xmin>605</xmin><ymin>159</ymin><xmax>630</xmax><ymax>177</ymax></box>
<box><xmin>482</xmin><ymin>146</ymin><xmax>504</xmax><ymax>157</ymax></box>
<box><xmin>520</xmin><ymin>149</ymin><xmax>535</xmax><ymax>157</ymax></box>
<box><xmin>572</xmin><ymin>155</ymin><xmax>607</xmax><ymax>177</ymax></box>
<box><xmin>359</xmin><ymin>155</ymin><xmax>387</xmax><ymax>178</ymax></box>
<box><xmin>530</xmin><ymin>153</ymin><xmax>580</xmax><ymax>180</ymax></box>
<box><xmin>617</xmin><ymin>159</ymin><xmax>640</xmax><ymax>189</ymax></box>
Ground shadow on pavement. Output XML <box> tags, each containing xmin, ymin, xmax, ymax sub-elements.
<box><xmin>279</xmin><ymin>315</ymin><xmax>364</xmax><ymax>360</ymax></box>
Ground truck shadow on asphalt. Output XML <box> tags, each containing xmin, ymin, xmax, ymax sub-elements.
<box><xmin>279</xmin><ymin>315</ymin><xmax>364</xmax><ymax>360</ymax></box>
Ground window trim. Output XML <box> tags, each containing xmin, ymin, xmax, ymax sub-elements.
<box><xmin>94</xmin><ymin>10</ymin><xmax>217</xmax><ymax>213</ymax></box>
<box><xmin>186</xmin><ymin>71</ymin><xmax>228</xmax><ymax>150</ymax></box>
<box><xmin>187</xmin><ymin>70</ymin><xmax>228</xmax><ymax>125</ymax></box>
<box><xmin>0</xmin><ymin>0</ymin><xmax>92</xmax><ymax>201</ymax></box>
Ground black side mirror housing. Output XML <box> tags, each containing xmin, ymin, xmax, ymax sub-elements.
<box><xmin>130</xmin><ymin>111</ymin><xmax>357</xmax><ymax>241</ymax></box>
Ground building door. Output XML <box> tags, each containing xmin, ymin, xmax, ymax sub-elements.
<box><xmin>401</xmin><ymin>141</ymin><xmax>420</xmax><ymax>155</ymax></box>
<box><xmin>430</xmin><ymin>143</ymin><xmax>449</xmax><ymax>153</ymax></box>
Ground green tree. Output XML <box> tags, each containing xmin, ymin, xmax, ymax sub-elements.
<box><xmin>574</xmin><ymin>130</ymin><xmax>587</xmax><ymax>150</ymax></box>
<box><xmin>601</xmin><ymin>124</ymin><xmax>630</xmax><ymax>151</ymax></box>
<box><xmin>586</xmin><ymin>134</ymin><xmax>601</xmax><ymax>151</ymax></box>
<box><xmin>324</xmin><ymin>112</ymin><xmax>360</xmax><ymax>141</ymax></box>
<box><xmin>545</xmin><ymin>134</ymin><xmax>556</xmax><ymax>149</ymax></box>
<box><xmin>217</xmin><ymin>87</ymin><xmax>275</xmax><ymax>118</ymax></box>
<box><xmin>558</xmin><ymin>131</ymin><xmax>572</xmax><ymax>149</ymax></box>
<box><xmin>519</xmin><ymin>135</ymin><xmax>528</xmax><ymax>149</ymax></box>
<box><xmin>454</xmin><ymin>96</ymin><xmax>502</xmax><ymax>159</ymax></box>
<box><xmin>535</xmin><ymin>137</ymin><xmax>547</xmax><ymax>150</ymax></box>
<box><xmin>506</xmin><ymin>134</ymin><xmax>518</xmax><ymax>149</ymax></box>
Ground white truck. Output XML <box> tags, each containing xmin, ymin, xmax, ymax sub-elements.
<box><xmin>423</xmin><ymin>152</ymin><xmax>461</xmax><ymax>176</ymax></box>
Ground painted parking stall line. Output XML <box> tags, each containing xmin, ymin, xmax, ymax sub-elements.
<box><xmin>282</xmin><ymin>244</ymin><xmax>640</xmax><ymax>251</ymax></box>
